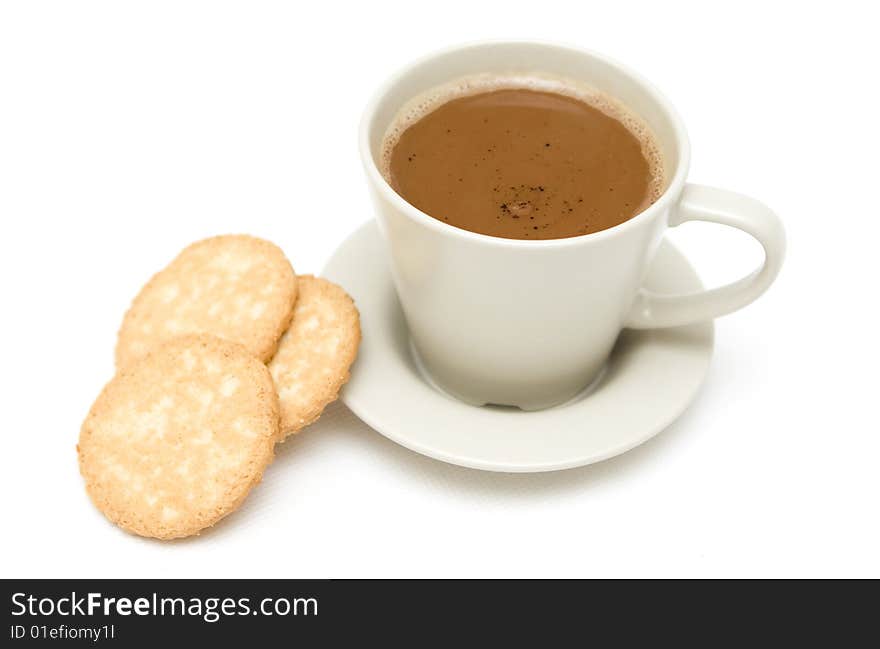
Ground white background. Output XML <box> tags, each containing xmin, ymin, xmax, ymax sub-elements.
<box><xmin>1</xmin><ymin>1</ymin><xmax>877</xmax><ymax>578</ymax></box>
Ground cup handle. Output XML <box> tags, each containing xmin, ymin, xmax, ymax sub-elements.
<box><xmin>625</xmin><ymin>183</ymin><xmax>786</xmax><ymax>329</ymax></box>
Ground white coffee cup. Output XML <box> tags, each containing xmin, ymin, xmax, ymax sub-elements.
<box><xmin>359</xmin><ymin>41</ymin><xmax>785</xmax><ymax>411</ymax></box>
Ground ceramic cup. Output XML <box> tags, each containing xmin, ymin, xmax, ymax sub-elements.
<box><xmin>359</xmin><ymin>41</ymin><xmax>785</xmax><ymax>410</ymax></box>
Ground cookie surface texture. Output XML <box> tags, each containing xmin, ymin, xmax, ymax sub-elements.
<box><xmin>268</xmin><ymin>276</ymin><xmax>361</xmax><ymax>436</ymax></box>
<box><xmin>116</xmin><ymin>234</ymin><xmax>297</xmax><ymax>368</ymax></box>
<box><xmin>79</xmin><ymin>335</ymin><xmax>279</xmax><ymax>539</ymax></box>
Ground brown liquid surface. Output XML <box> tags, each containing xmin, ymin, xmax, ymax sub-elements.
<box><xmin>387</xmin><ymin>88</ymin><xmax>657</xmax><ymax>239</ymax></box>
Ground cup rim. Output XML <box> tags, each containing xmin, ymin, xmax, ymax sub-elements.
<box><xmin>359</xmin><ymin>39</ymin><xmax>691</xmax><ymax>248</ymax></box>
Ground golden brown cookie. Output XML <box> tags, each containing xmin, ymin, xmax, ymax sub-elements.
<box><xmin>115</xmin><ymin>235</ymin><xmax>297</xmax><ymax>368</ymax></box>
<box><xmin>78</xmin><ymin>335</ymin><xmax>279</xmax><ymax>540</ymax></box>
<box><xmin>268</xmin><ymin>276</ymin><xmax>360</xmax><ymax>437</ymax></box>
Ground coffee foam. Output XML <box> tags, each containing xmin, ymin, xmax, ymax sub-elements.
<box><xmin>380</xmin><ymin>73</ymin><xmax>666</xmax><ymax>204</ymax></box>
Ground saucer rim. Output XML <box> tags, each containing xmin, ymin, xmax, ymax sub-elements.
<box><xmin>325</xmin><ymin>220</ymin><xmax>714</xmax><ymax>473</ymax></box>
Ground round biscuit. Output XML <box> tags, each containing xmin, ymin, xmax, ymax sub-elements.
<box><xmin>115</xmin><ymin>234</ymin><xmax>297</xmax><ymax>368</ymax></box>
<box><xmin>79</xmin><ymin>335</ymin><xmax>279</xmax><ymax>539</ymax></box>
<box><xmin>268</xmin><ymin>276</ymin><xmax>361</xmax><ymax>437</ymax></box>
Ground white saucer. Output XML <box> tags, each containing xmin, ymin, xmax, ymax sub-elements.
<box><xmin>323</xmin><ymin>221</ymin><xmax>714</xmax><ymax>473</ymax></box>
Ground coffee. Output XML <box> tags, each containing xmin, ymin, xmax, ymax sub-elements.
<box><xmin>381</xmin><ymin>78</ymin><xmax>664</xmax><ymax>240</ymax></box>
